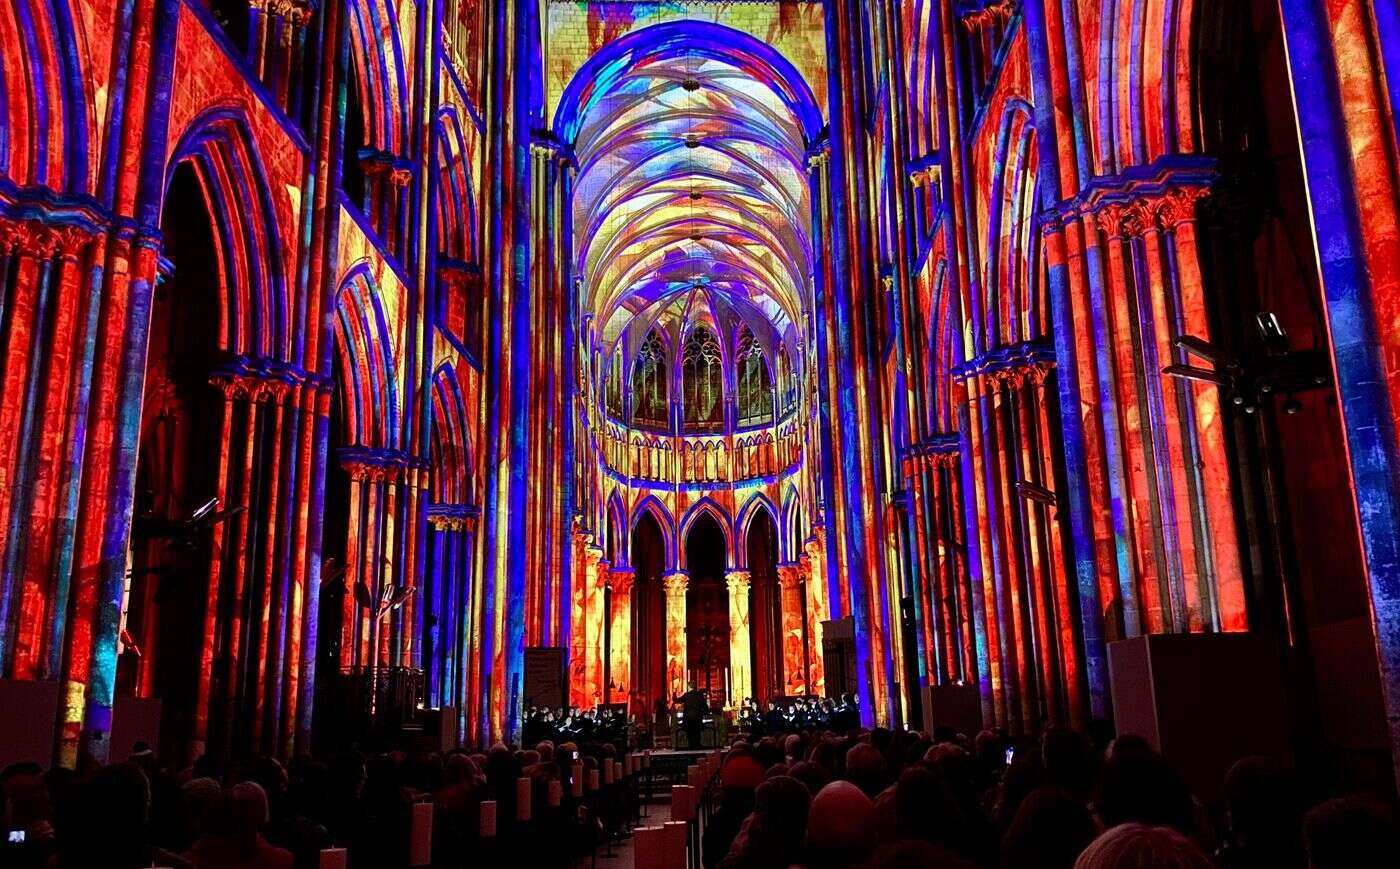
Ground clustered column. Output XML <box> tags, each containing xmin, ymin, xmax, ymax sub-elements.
<box><xmin>662</xmin><ymin>570</ymin><xmax>688</xmax><ymax>700</ymax></box>
<box><xmin>607</xmin><ymin>566</ymin><xmax>635</xmax><ymax>705</ymax></box>
<box><xmin>776</xmin><ymin>564</ymin><xmax>806</xmax><ymax>695</ymax></box>
<box><xmin>725</xmin><ymin>569</ymin><xmax>752</xmax><ymax>707</ymax></box>
<box><xmin>801</xmin><ymin>531</ymin><xmax>828</xmax><ymax>696</ymax></box>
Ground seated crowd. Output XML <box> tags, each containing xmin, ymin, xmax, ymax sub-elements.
<box><xmin>1</xmin><ymin>720</ymin><xmax>1396</xmax><ymax>868</ymax></box>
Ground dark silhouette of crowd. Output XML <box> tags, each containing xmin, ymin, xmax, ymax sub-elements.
<box><xmin>698</xmin><ymin>724</ymin><xmax>1398</xmax><ymax>869</ymax></box>
<box><xmin>2</xmin><ymin>722</ymin><xmax>1396</xmax><ymax>868</ymax></box>
<box><xmin>0</xmin><ymin>734</ymin><xmax>633</xmax><ymax>869</ymax></box>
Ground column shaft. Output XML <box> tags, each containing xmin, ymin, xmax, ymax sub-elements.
<box><xmin>726</xmin><ymin>569</ymin><xmax>752</xmax><ymax>707</ymax></box>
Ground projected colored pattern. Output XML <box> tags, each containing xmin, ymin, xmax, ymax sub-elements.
<box><xmin>4</xmin><ymin>0</ymin><xmax>1400</xmax><ymax>774</ymax></box>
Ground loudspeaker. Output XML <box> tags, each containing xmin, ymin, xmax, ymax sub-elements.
<box><xmin>0</xmin><ymin>679</ymin><xmax>59</xmax><ymax>768</ymax></box>
<box><xmin>821</xmin><ymin>617</ymin><xmax>857</xmax><ymax>699</ymax></box>
<box><xmin>1108</xmin><ymin>632</ymin><xmax>1291</xmax><ymax>805</ymax></box>
<box><xmin>920</xmin><ymin>682</ymin><xmax>982</xmax><ymax>737</ymax></box>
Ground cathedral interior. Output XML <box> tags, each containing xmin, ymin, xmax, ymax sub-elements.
<box><xmin>2</xmin><ymin>0</ymin><xmax>1400</xmax><ymax>817</ymax></box>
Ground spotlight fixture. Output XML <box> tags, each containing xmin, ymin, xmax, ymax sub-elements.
<box><xmin>689</xmin><ymin>191</ymin><xmax>703</xmax><ymax>201</ymax></box>
<box><xmin>682</xmin><ymin>77</ymin><xmax>701</xmax><ymax>92</ymax></box>
<box><xmin>1256</xmin><ymin>312</ymin><xmax>1291</xmax><ymax>356</ymax></box>
<box><xmin>1015</xmin><ymin>480</ymin><xmax>1059</xmax><ymax>509</ymax></box>
<box><xmin>1162</xmin><ymin>364</ymin><xmax>1233</xmax><ymax>387</ymax></box>
<box><xmin>1163</xmin><ymin>312</ymin><xmax>1329</xmax><ymax>420</ymax></box>
<box><xmin>684</xmin><ymin>133</ymin><xmax>701</xmax><ymax>149</ymax></box>
<box><xmin>1174</xmin><ymin>334</ymin><xmax>1229</xmax><ymax>366</ymax></box>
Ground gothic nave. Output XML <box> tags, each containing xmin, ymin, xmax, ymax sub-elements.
<box><xmin>2</xmin><ymin>0</ymin><xmax>1400</xmax><ymax>822</ymax></box>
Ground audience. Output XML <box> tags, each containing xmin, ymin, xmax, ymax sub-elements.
<box><xmin>1</xmin><ymin>715</ymin><xmax>1396</xmax><ymax>869</ymax></box>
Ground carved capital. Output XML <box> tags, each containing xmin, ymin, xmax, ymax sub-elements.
<box><xmin>776</xmin><ymin>565</ymin><xmax>802</xmax><ymax>590</ymax></box>
<box><xmin>725</xmin><ymin>569</ymin><xmax>751</xmax><ymax>593</ymax></box>
<box><xmin>662</xmin><ymin>571</ymin><xmax>689</xmax><ymax>596</ymax></box>
<box><xmin>1094</xmin><ymin>203</ymin><xmax>1127</xmax><ymax>238</ymax></box>
<box><xmin>1154</xmin><ymin>185</ymin><xmax>1209</xmax><ymax>230</ymax></box>
<box><xmin>608</xmin><ymin>567</ymin><xmax>636</xmax><ymax>595</ymax></box>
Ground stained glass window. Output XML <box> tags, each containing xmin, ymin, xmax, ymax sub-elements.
<box><xmin>736</xmin><ymin>327</ymin><xmax>773</xmax><ymax>427</ymax></box>
<box><xmin>631</xmin><ymin>329</ymin><xmax>669</xmax><ymax>428</ymax></box>
<box><xmin>682</xmin><ymin>325</ymin><xmax>724</xmax><ymax>430</ymax></box>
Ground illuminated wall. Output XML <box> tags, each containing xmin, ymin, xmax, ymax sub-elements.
<box><xmin>1</xmin><ymin>0</ymin><xmax>1398</xmax><ymax>786</ymax></box>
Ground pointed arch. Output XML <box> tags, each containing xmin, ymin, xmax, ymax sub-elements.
<box><xmin>780</xmin><ymin>484</ymin><xmax>803</xmax><ymax>564</ymax></box>
<box><xmin>604</xmin><ymin>491</ymin><xmax>628</xmax><ymax>566</ymax></box>
<box><xmin>333</xmin><ymin>264</ymin><xmax>400</xmax><ymax>450</ymax></box>
<box><xmin>678</xmin><ymin>497</ymin><xmax>733</xmax><ymax>570</ymax></box>
<box><xmin>345</xmin><ymin>0</ymin><xmax>411</xmax><ymax>157</ymax></box>
<box><xmin>165</xmin><ymin>106</ymin><xmax>291</xmax><ymax>360</ymax></box>
<box><xmin>631</xmin><ymin>494</ymin><xmax>677</xmax><ymax>570</ymax></box>
<box><xmin>735</xmin><ymin>493</ymin><xmax>779</xmax><ymax>568</ymax></box>
<box><xmin>434</xmin><ymin>105</ymin><xmax>478</xmax><ymax>263</ymax></box>
<box><xmin>0</xmin><ymin>0</ymin><xmax>95</xmax><ymax>193</ymax></box>
<box><xmin>430</xmin><ymin>363</ymin><xmax>474</xmax><ymax>505</ymax></box>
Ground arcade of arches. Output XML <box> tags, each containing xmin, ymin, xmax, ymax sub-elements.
<box><xmin>1</xmin><ymin>0</ymin><xmax>1400</xmax><ymax>796</ymax></box>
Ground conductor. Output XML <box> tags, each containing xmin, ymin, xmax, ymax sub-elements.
<box><xmin>676</xmin><ymin>681</ymin><xmax>709</xmax><ymax>749</ymax></box>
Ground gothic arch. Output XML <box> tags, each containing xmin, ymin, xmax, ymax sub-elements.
<box><xmin>430</xmin><ymin>363</ymin><xmax>474</xmax><ymax>506</ymax></box>
<box><xmin>332</xmin><ymin>264</ymin><xmax>400</xmax><ymax>450</ymax></box>
<box><xmin>165</xmin><ymin>107</ymin><xmax>291</xmax><ymax>360</ymax></box>
<box><xmin>678</xmin><ymin>497</ymin><xmax>732</xmax><ymax>570</ymax></box>
<box><xmin>345</xmin><ymin>0</ymin><xmax>411</xmax><ymax>157</ymax></box>
<box><xmin>434</xmin><ymin>105</ymin><xmax>478</xmax><ymax>263</ymax></box>
<box><xmin>0</xmin><ymin>0</ymin><xmax>95</xmax><ymax>193</ymax></box>
<box><xmin>604</xmin><ymin>491</ymin><xmax>628</xmax><ymax>565</ymax></box>
<box><xmin>735</xmin><ymin>494</ymin><xmax>779</xmax><ymax>568</ymax></box>
<box><xmin>631</xmin><ymin>495</ymin><xmax>676</xmax><ymax>570</ymax></box>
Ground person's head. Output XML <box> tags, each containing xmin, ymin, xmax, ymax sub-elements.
<box><xmin>1041</xmin><ymin>728</ymin><xmax>1095</xmax><ymax>798</ymax></box>
<box><xmin>788</xmin><ymin>760</ymin><xmax>830</xmax><ymax>795</ymax></box>
<box><xmin>89</xmin><ymin>762</ymin><xmax>152</xmax><ymax>833</ymax></box>
<box><xmin>243</xmin><ymin>755</ymin><xmax>288</xmax><ymax>809</ymax></box>
<box><xmin>753</xmin><ymin>775</ymin><xmax>811</xmax><ymax>844</ymax></box>
<box><xmin>1222</xmin><ymin>756</ymin><xmax>1301</xmax><ymax>851</ymax></box>
<box><xmin>845</xmin><ymin>742</ymin><xmax>889</xmax><ymax>798</ymax></box>
<box><xmin>807</xmin><ymin>780</ymin><xmax>876</xmax><ymax>868</ymax></box>
<box><xmin>784</xmin><ymin>733</ymin><xmax>803</xmax><ymax>759</ymax></box>
<box><xmin>721</xmin><ymin>754</ymin><xmax>765</xmax><ymax>795</ymax></box>
<box><xmin>894</xmin><ymin>765</ymin><xmax>965</xmax><ymax>849</ymax></box>
<box><xmin>1073</xmin><ymin>823</ymin><xmax>1211</xmax><ymax>869</ymax></box>
<box><xmin>1303</xmin><ymin>796</ymin><xmax>1399</xmax><ymax>869</ymax></box>
<box><xmin>180</xmin><ymin>777</ymin><xmax>223</xmax><ymax>842</ymax></box>
<box><xmin>1001</xmin><ymin>787</ymin><xmax>1097</xmax><ymax>869</ymax></box>
<box><xmin>228</xmin><ymin>780</ymin><xmax>271</xmax><ymax>840</ymax></box>
<box><xmin>1093</xmin><ymin>745</ymin><xmax>1193</xmax><ymax>834</ymax></box>
<box><xmin>755</xmin><ymin>737</ymin><xmax>784</xmax><ymax>769</ymax></box>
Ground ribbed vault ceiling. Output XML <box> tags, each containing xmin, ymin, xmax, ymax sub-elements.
<box><xmin>572</xmin><ymin>52</ymin><xmax>813</xmax><ymax>364</ymax></box>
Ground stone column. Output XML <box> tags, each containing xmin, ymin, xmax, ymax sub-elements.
<box><xmin>726</xmin><ymin>569</ymin><xmax>753</xmax><ymax>708</ymax></box>
<box><xmin>607</xmin><ymin>567</ymin><xmax>635</xmax><ymax>705</ymax></box>
<box><xmin>662</xmin><ymin>571</ymin><xmax>689</xmax><ymax>700</ymax></box>
<box><xmin>802</xmin><ymin>530</ymin><xmax>828</xmax><ymax>696</ymax></box>
<box><xmin>589</xmin><ymin>555</ymin><xmax>609</xmax><ymax>709</ymax></box>
<box><xmin>568</xmin><ymin>530</ymin><xmax>594</xmax><ymax>708</ymax></box>
<box><xmin>776</xmin><ymin>565</ymin><xmax>807</xmax><ymax>695</ymax></box>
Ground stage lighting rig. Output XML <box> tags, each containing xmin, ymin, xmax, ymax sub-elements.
<box><xmin>1161</xmin><ymin>311</ymin><xmax>1330</xmax><ymax>415</ymax></box>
